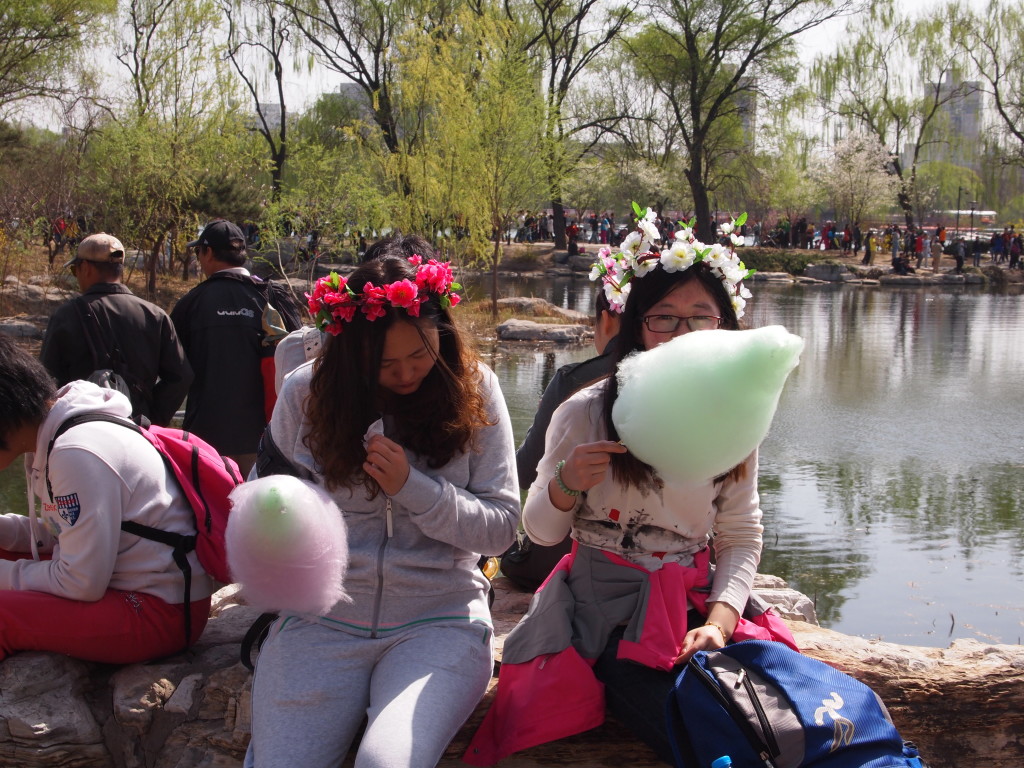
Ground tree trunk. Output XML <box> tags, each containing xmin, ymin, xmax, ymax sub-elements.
<box><xmin>491</xmin><ymin>237</ymin><xmax>500</xmax><ymax>318</ymax></box>
<box><xmin>686</xmin><ymin>157</ymin><xmax>713</xmax><ymax>243</ymax></box>
<box><xmin>551</xmin><ymin>200</ymin><xmax>567</xmax><ymax>251</ymax></box>
<box><xmin>271</xmin><ymin>148</ymin><xmax>285</xmax><ymax>202</ymax></box>
<box><xmin>147</xmin><ymin>235</ymin><xmax>162</xmax><ymax>297</ymax></box>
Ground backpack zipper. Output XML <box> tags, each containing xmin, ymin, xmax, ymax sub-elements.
<box><xmin>741</xmin><ymin>670</ymin><xmax>782</xmax><ymax>759</ymax></box>
<box><xmin>689</xmin><ymin>658</ymin><xmax>779</xmax><ymax>768</ymax></box>
<box><xmin>369</xmin><ymin>497</ymin><xmax>393</xmax><ymax>638</ymax></box>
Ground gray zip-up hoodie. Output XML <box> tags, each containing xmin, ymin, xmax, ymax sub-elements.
<box><xmin>270</xmin><ymin>362</ymin><xmax>520</xmax><ymax>637</ymax></box>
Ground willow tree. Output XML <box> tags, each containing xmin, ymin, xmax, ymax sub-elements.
<box><xmin>99</xmin><ymin>0</ymin><xmax>249</xmax><ymax>293</ymax></box>
<box><xmin>810</xmin><ymin>0</ymin><xmax>974</xmax><ymax>228</ymax></box>
<box><xmin>475</xmin><ymin>35</ymin><xmax>550</xmax><ymax>315</ymax></box>
<box><xmin>277</xmin><ymin>0</ymin><xmax>459</xmax><ymax>158</ymax></box>
<box><xmin>388</xmin><ymin>9</ymin><xmax>548</xmax><ymax>311</ymax></box>
<box><xmin>598</xmin><ymin>53</ymin><xmax>688</xmax><ymax>218</ymax></box>
<box><xmin>625</xmin><ymin>0</ymin><xmax>853</xmax><ymax>242</ymax></box>
<box><xmin>0</xmin><ymin>0</ymin><xmax>115</xmax><ymax>109</ymax></box>
<box><xmin>224</xmin><ymin>0</ymin><xmax>294</xmax><ymax>199</ymax></box>
<box><xmin>960</xmin><ymin>0</ymin><xmax>1024</xmax><ymax>164</ymax></box>
<box><xmin>505</xmin><ymin>0</ymin><xmax>636</xmax><ymax>249</ymax></box>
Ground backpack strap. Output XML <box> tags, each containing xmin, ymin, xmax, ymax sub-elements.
<box><xmin>242</xmin><ymin>421</ymin><xmax>311</xmax><ymax>669</ymax></box>
<box><xmin>240</xmin><ymin>611</ymin><xmax>278</xmax><ymax>671</ymax></box>
<box><xmin>71</xmin><ymin>298</ymin><xmax>108</xmax><ymax>371</ymax></box>
<box><xmin>46</xmin><ymin>412</ymin><xmax>196</xmax><ymax>652</ymax></box>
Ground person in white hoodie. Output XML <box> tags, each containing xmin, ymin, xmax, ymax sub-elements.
<box><xmin>0</xmin><ymin>334</ymin><xmax>214</xmax><ymax>663</ymax></box>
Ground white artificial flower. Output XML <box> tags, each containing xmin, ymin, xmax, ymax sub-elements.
<box><xmin>633</xmin><ymin>251</ymin><xmax>660</xmax><ymax>277</ymax></box>
<box><xmin>588</xmin><ymin>202</ymin><xmax>754</xmax><ymax>318</ymax></box>
<box><xmin>604</xmin><ymin>280</ymin><xmax>630</xmax><ymax>312</ymax></box>
<box><xmin>661</xmin><ymin>239</ymin><xmax>697</xmax><ymax>272</ymax></box>
<box><xmin>720</xmin><ymin>261</ymin><xmax>748</xmax><ymax>285</ymax></box>
<box><xmin>621</xmin><ymin>230</ymin><xmax>643</xmax><ymax>255</ymax></box>
<box><xmin>732</xmin><ymin>293</ymin><xmax>746</xmax><ymax>320</ymax></box>
<box><xmin>638</xmin><ymin>217</ymin><xmax>660</xmax><ymax>242</ymax></box>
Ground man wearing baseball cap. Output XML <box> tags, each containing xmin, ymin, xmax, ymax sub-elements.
<box><xmin>171</xmin><ymin>219</ymin><xmax>301</xmax><ymax>475</ymax></box>
<box><xmin>40</xmin><ymin>233</ymin><xmax>193</xmax><ymax>426</ymax></box>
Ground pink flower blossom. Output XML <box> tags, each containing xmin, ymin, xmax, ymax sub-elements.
<box><xmin>449</xmin><ymin>292</ymin><xmax>461</xmax><ymax>307</ymax></box>
<box><xmin>385</xmin><ymin>279</ymin><xmax>419</xmax><ymax>308</ymax></box>
<box><xmin>361</xmin><ymin>284</ymin><xmax>387</xmax><ymax>321</ymax></box>
<box><xmin>416</xmin><ymin>260</ymin><xmax>453</xmax><ymax>293</ymax></box>
<box><xmin>408</xmin><ymin>254</ymin><xmax>423</xmax><ymax>266</ymax></box>
<box><xmin>322</xmin><ymin>290</ymin><xmax>351</xmax><ymax>308</ymax></box>
<box><xmin>332</xmin><ymin>304</ymin><xmax>358</xmax><ymax>323</ymax></box>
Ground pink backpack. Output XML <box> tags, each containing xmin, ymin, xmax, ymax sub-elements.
<box><xmin>46</xmin><ymin>413</ymin><xmax>243</xmax><ymax>648</ymax></box>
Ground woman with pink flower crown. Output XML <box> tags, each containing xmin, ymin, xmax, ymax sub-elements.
<box><xmin>244</xmin><ymin>235</ymin><xmax>519</xmax><ymax>768</ymax></box>
<box><xmin>465</xmin><ymin>207</ymin><xmax>795</xmax><ymax>767</ymax></box>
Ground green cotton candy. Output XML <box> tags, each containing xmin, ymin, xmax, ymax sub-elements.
<box><xmin>612</xmin><ymin>325</ymin><xmax>804</xmax><ymax>484</ymax></box>
<box><xmin>244</xmin><ymin>485</ymin><xmax>301</xmax><ymax>553</ymax></box>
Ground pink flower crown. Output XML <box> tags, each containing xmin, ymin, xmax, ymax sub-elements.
<box><xmin>307</xmin><ymin>255</ymin><xmax>462</xmax><ymax>336</ymax></box>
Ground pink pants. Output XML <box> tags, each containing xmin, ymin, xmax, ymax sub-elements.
<box><xmin>0</xmin><ymin>551</ymin><xmax>210</xmax><ymax>663</ymax></box>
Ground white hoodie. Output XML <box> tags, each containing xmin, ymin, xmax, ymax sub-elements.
<box><xmin>0</xmin><ymin>381</ymin><xmax>214</xmax><ymax>604</ymax></box>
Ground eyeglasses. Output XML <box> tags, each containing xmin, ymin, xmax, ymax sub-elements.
<box><xmin>642</xmin><ymin>314</ymin><xmax>722</xmax><ymax>333</ymax></box>
<box><xmin>69</xmin><ymin>260</ymin><xmax>81</xmax><ymax>275</ymax></box>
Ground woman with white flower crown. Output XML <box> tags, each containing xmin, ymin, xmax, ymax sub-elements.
<box><xmin>245</xmin><ymin>235</ymin><xmax>519</xmax><ymax>768</ymax></box>
<box><xmin>465</xmin><ymin>207</ymin><xmax>794</xmax><ymax>767</ymax></box>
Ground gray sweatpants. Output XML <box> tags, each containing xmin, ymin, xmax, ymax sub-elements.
<box><xmin>245</xmin><ymin>617</ymin><xmax>493</xmax><ymax>768</ymax></box>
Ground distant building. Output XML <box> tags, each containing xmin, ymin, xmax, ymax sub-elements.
<box><xmin>910</xmin><ymin>72</ymin><xmax>984</xmax><ymax>172</ymax></box>
<box><xmin>734</xmin><ymin>83</ymin><xmax>757</xmax><ymax>146</ymax></box>
<box><xmin>253</xmin><ymin>103</ymin><xmax>283</xmax><ymax>132</ymax></box>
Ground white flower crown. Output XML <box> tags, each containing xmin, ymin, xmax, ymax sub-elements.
<box><xmin>588</xmin><ymin>203</ymin><xmax>754</xmax><ymax>319</ymax></box>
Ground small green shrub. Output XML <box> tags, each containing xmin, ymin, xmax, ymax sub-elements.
<box><xmin>739</xmin><ymin>248</ymin><xmax>817</xmax><ymax>275</ymax></box>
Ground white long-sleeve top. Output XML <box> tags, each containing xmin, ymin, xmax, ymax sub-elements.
<box><xmin>0</xmin><ymin>382</ymin><xmax>214</xmax><ymax>604</ymax></box>
<box><xmin>522</xmin><ymin>381</ymin><xmax>763</xmax><ymax>615</ymax></box>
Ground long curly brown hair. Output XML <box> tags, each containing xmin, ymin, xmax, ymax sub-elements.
<box><xmin>304</xmin><ymin>244</ymin><xmax>491</xmax><ymax>494</ymax></box>
<box><xmin>601</xmin><ymin>262</ymin><xmax>747</xmax><ymax>489</ymax></box>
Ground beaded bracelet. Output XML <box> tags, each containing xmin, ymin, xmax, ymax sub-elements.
<box><xmin>704</xmin><ymin>621</ymin><xmax>728</xmax><ymax>643</ymax></box>
<box><xmin>554</xmin><ymin>460</ymin><xmax>581</xmax><ymax>496</ymax></box>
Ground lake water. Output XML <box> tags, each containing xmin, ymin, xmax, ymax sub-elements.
<box><xmin>464</xmin><ymin>274</ymin><xmax>1024</xmax><ymax>648</ymax></box>
<box><xmin>2</xmin><ymin>274</ymin><xmax>1021</xmax><ymax>648</ymax></box>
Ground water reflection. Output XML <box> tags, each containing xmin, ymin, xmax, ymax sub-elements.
<box><xmin>478</xmin><ymin>277</ymin><xmax>1024</xmax><ymax>647</ymax></box>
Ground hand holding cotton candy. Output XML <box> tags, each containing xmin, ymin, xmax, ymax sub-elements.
<box><xmin>612</xmin><ymin>325</ymin><xmax>804</xmax><ymax>484</ymax></box>
<box><xmin>227</xmin><ymin>475</ymin><xmax>348</xmax><ymax>614</ymax></box>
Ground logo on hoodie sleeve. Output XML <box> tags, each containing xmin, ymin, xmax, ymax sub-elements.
<box><xmin>55</xmin><ymin>493</ymin><xmax>81</xmax><ymax>526</ymax></box>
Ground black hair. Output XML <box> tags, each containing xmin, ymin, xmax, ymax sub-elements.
<box><xmin>210</xmin><ymin>246</ymin><xmax>247</xmax><ymax>267</ymax></box>
<box><xmin>594</xmin><ymin>288</ymin><xmax>611</xmax><ymax>323</ymax></box>
<box><xmin>88</xmin><ymin>260</ymin><xmax>124</xmax><ymax>280</ymax></box>
<box><xmin>0</xmin><ymin>335</ymin><xmax>56</xmax><ymax>450</ymax></box>
<box><xmin>360</xmin><ymin>233</ymin><xmax>432</xmax><ymax>264</ymax></box>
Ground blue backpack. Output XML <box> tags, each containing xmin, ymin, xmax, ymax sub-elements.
<box><xmin>668</xmin><ymin>640</ymin><xmax>926</xmax><ymax>768</ymax></box>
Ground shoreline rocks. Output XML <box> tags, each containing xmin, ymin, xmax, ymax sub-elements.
<box><xmin>0</xmin><ymin>578</ymin><xmax>1020</xmax><ymax>768</ymax></box>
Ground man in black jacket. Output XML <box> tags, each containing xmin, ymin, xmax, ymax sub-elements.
<box><xmin>40</xmin><ymin>233</ymin><xmax>192</xmax><ymax>426</ymax></box>
<box><xmin>171</xmin><ymin>220</ymin><xmax>301</xmax><ymax>475</ymax></box>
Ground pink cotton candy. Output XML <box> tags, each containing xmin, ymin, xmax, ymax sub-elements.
<box><xmin>227</xmin><ymin>475</ymin><xmax>348</xmax><ymax>615</ymax></box>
